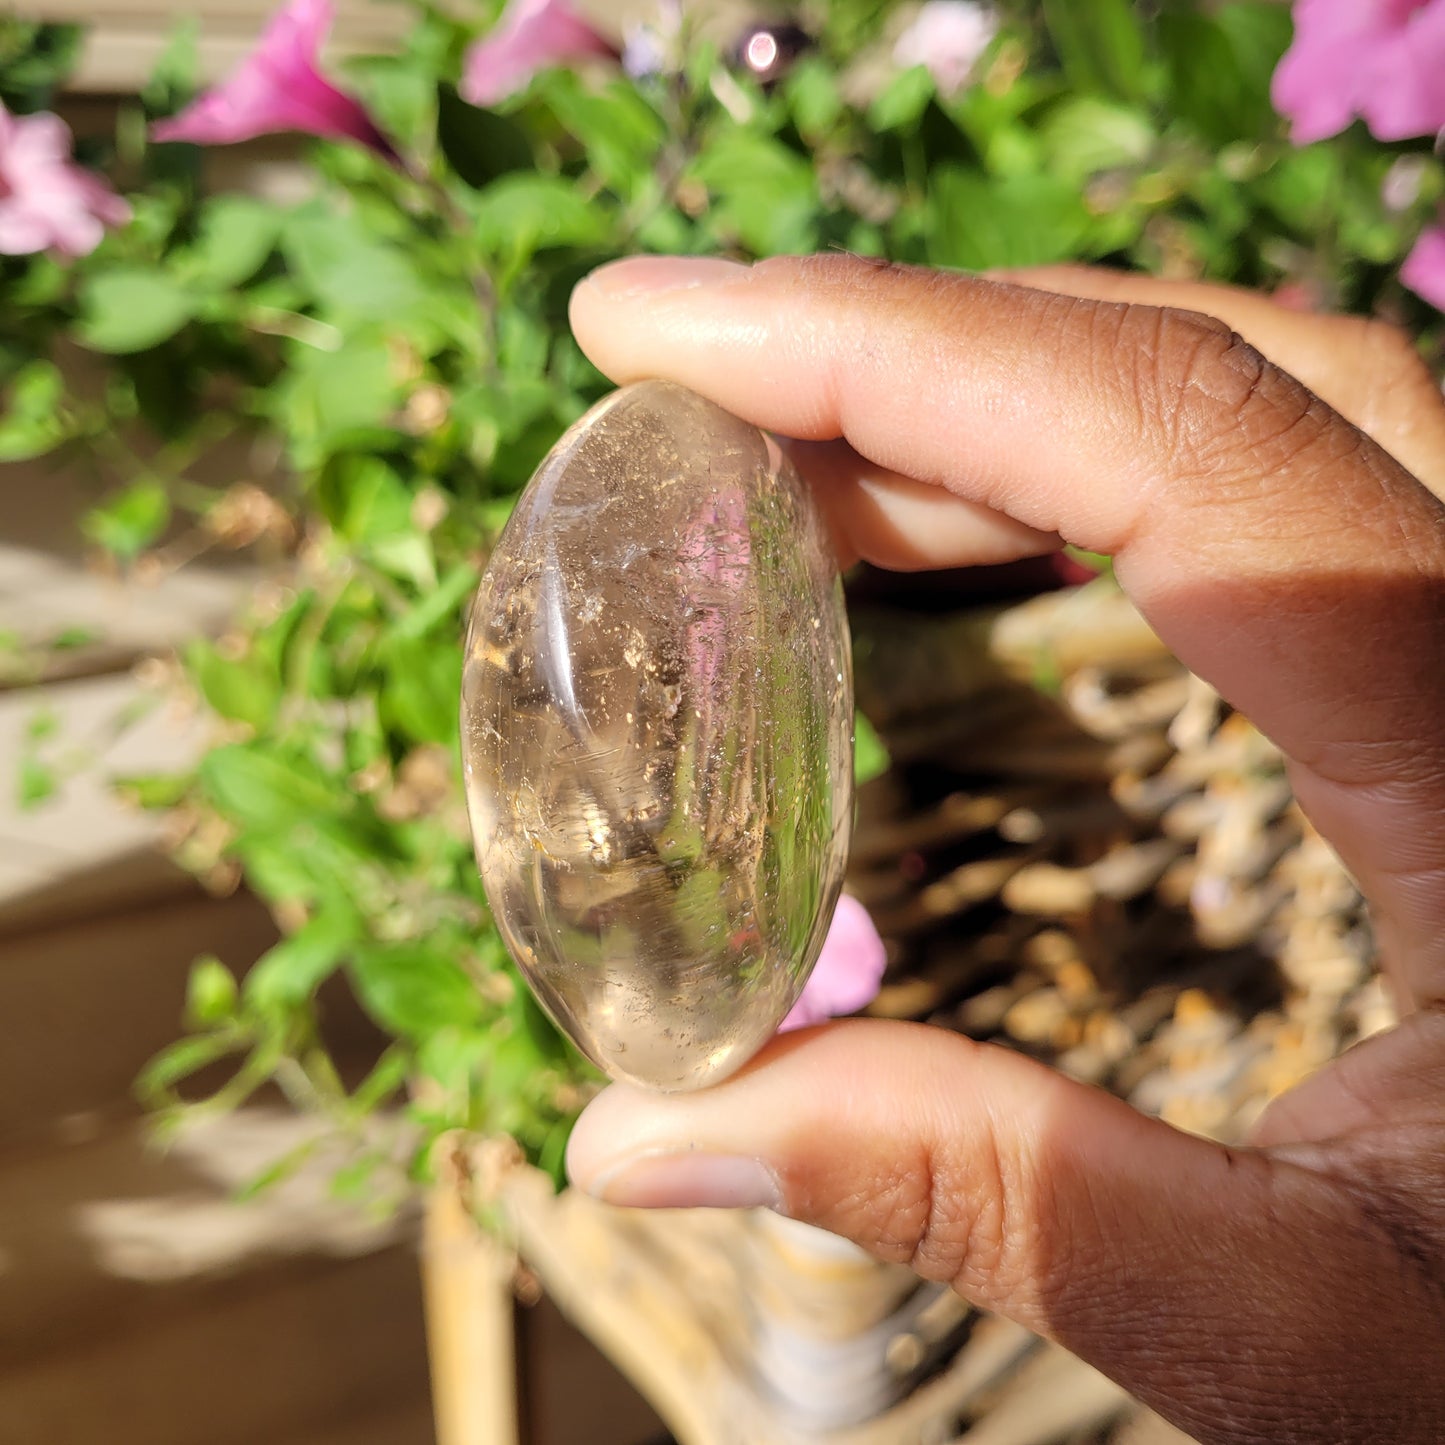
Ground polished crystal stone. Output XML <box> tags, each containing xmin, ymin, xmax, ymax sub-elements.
<box><xmin>461</xmin><ymin>380</ymin><xmax>853</xmax><ymax>1091</ymax></box>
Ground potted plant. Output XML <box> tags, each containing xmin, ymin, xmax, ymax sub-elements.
<box><xmin>3</xmin><ymin>1</ymin><xmax>1441</xmax><ymax>1436</ymax></box>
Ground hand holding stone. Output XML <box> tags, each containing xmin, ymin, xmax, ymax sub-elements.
<box><xmin>563</xmin><ymin>255</ymin><xmax>1445</xmax><ymax>1445</ymax></box>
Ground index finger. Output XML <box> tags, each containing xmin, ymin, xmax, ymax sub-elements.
<box><xmin>569</xmin><ymin>253</ymin><xmax>1445</xmax><ymax>1008</ymax></box>
<box><xmin>994</xmin><ymin>263</ymin><xmax>1445</xmax><ymax>498</ymax></box>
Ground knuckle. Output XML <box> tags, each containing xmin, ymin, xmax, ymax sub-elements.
<box><xmin>867</xmin><ymin>1121</ymin><xmax>1065</xmax><ymax>1314</ymax></box>
<box><xmin>835</xmin><ymin>1138</ymin><xmax>1000</xmax><ymax>1285</ymax></box>
<box><xmin>1114</xmin><ymin>302</ymin><xmax>1345</xmax><ymax>516</ymax></box>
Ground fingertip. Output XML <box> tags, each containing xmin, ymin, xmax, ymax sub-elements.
<box><xmin>563</xmin><ymin>1080</ymin><xmax>645</xmax><ymax>1192</ymax></box>
<box><xmin>570</xmin><ymin>256</ymin><xmax>755</xmax><ymax>379</ymax></box>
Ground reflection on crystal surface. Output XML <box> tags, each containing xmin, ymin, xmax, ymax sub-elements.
<box><xmin>462</xmin><ymin>380</ymin><xmax>853</xmax><ymax>1090</ymax></box>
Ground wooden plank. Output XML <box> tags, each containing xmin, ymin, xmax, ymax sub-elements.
<box><xmin>285</xmin><ymin>1395</ymin><xmax>437</xmax><ymax>1445</ymax></box>
<box><xmin>0</xmin><ymin>1244</ymin><xmax>431</xmax><ymax>1445</ymax></box>
<box><xmin>0</xmin><ymin>1109</ymin><xmax>413</xmax><ymax>1368</ymax></box>
<box><xmin>0</xmin><ymin>888</ymin><xmax>278</xmax><ymax>1146</ymax></box>
<box><xmin>0</xmin><ymin>670</ymin><xmax>214</xmax><ymax>928</ymax></box>
<box><xmin>421</xmin><ymin>1186</ymin><xmax>521</xmax><ymax>1445</ymax></box>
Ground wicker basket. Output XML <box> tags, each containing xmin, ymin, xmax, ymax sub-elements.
<box><xmin>423</xmin><ymin>574</ymin><xmax>1388</xmax><ymax>1445</ymax></box>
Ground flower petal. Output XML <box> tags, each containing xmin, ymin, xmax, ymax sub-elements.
<box><xmin>461</xmin><ymin>0</ymin><xmax>617</xmax><ymax>108</ymax></box>
<box><xmin>1359</xmin><ymin>7</ymin><xmax>1445</xmax><ymax>140</ymax></box>
<box><xmin>1401</xmin><ymin>218</ymin><xmax>1445</xmax><ymax>311</ymax></box>
<box><xmin>1273</xmin><ymin>0</ymin><xmax>1445</xmax><ymax>143</ymax></box>
<box><xmin>0</xmin><ymin>103</ymin><xmax>130</xmax><ymax>258</ymax></box>
<box><xmin>893</xmin><ymin>1</ymin><xmax>999</xmax><ymax>97</ymax></box>
<box><xmin>779</xmin><ymin>894</ymin><xmax>887</xmax><ymax>1032</ymax></box>
<box><xmin>152</xmin><ymin>0</ymin><xmax>395</xmax><ymax>157</ymax></box>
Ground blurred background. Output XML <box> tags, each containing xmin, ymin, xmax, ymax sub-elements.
<box><xmin>2</xmin><ymin>0</ymin><xmax>1440</xmax><ymax>1441</ymax></box>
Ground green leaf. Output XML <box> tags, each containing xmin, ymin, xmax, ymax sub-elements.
<box><xmin>472</xmin><ymin>173</ymin><xmax>612</xmax><ymax>261</ymax></box>
<box><xmin>235</xmin><ymin>837</ymin><xmax>326</xmax><ymax>905</ymax></box>
<box><xmin>348</xmin><ymin>1045</ymin><xmax>411</xmax><ymax>1113</ymax></box>
<box><xmin>114</xmin><ymin>770</ymin><xmax>193</xmax><ymax>809</ymax></box>
<box><xmin>369</xmin><ymin>531</ymin><xmax>436</xmax><ymax>590</ymax></box>
<box><xmin>927</xmin><ymin>167</ymin><xmax>1090</xmax><ymax>270</ymax></box>
<box><xmin>0</xmin><ymin>22</ymin><xmax>83</xmax><ymax>113</ymax></box>
<box><xmin>348</xmin><ymin>48</ymin><xmax>437</xmax><ymax>148</ymax></box>
<box><xmin>378</xmin><ymin>635</ymin><xmax>463</xmax><ymax>745</ymax></box>
<box><xmin>1038</xmin><ymin>97</ymin><xmax>1155</xmax><ymax>183</ymax></box>
<box><xmin>1159</xmin><ymin>6</ymin><xmax>1291</xmax><ymax>147</ymax></box>
<box><xmin>349</xmin><ymin>941</ymin><xmax>484</xmax><ymax>1038</ymax></box>
<box><xmin>390</xmin><ymin>561</ymin><xmax>479</xmax><ymax>643</ymax></box>
<box><xmin>689</xmin><ymin>132</ymin><xmax>819</xmax><ymax>255</ymax></box>
<box><xmin>18</xmin><ymin>756</ymin><xmax>56</xmax><ymax>809</ymax></box>
<box><xmin>81</xmin><ymin>480</ymin><xmax>171</xmax><ymax>559</ymax></box>
<box><xmin>867</xmin><ymin>64</ymin><xmax>936</xmax><ymax>133</ymax></box>
<box><xmin>329</xmin><ymin>1151</ymin><xmax>387</xmax><ymax>1202</ymax></box>
<box><xmin>854</xmin><ymin>711</ymin><xmax>890</xmax><ymax>785</ymax></box>
<box><xmin>245</xmin><ymin>907</ymin><xmax>360</xmax><ymax>1012</ymax></box>
<box><xmin>24</xmin><ymin>708</ymin><xmax>59</xmax><ymax>744</ymax></box>
<box><xmin>78</xmin><ymin>268</ymin><xmax>199</xmax><ymax>354</ymax></box>
<box><xmin>199</xmin><ymin>745</ymin><xmax>337</xmax><ymax>832</ymax></box>
<box><xmin>785</xmin><ymin>56</ymin><xmax>844</xmax><ymax>140</ymax></box>
<box><xmin>282</xmin><ymin>210</ymin><xmax>427</xmax><ymax>322</ymax></box>
<box><xmin>1214</xmin><ymin>4</ymin><xmax>1295</xmax><ymax>128</ymax></box>
<box><xmin>0</xmin><ymin>360</ymin><xmax>67</xmax><ymax>462</ymax></box>
<box><xmin>186</xmin><ymin>638</ymin><xmax>281</xmax><ymax>731</ymax></box>
<box><xmin>277</xmin><ymin>336</ymin><xmax>401</xmax><ymax>453</ymax></box>
<box><xmin>182</xmin><ymin>195</ymin><xmax>282</xmax><ymax>290</ymax></box>
<box><xmin>144</xmin><ymin>16</ymin><xmax>199</xmax><ymax>116</ymax></box>
<box><xmin>50</xmin><ymin>625</ymin><xmax>99</xmax><ymax>652</ymax></box>
<box><xmin>186</xmin><ymin>956</ymin><xmax>239</xmax><ymax>1026</ymax></box>
<box><xmin>540</xmin><ymin>72</ymin><xmax>666</xmax><ymax>189</ymax></box>
<box><xmin>436</xmin><ymin>82</ymin><xmax>533</xmax><ymax>188</ymax></box>
<box><xmin>1042</xmin><ymin>0</ymin><xmax>1149</xmax><ymax>102</ymax></box>
<box><xmin>8</xmin><ymin>253</ymin><xmax>68</xmax><ymax>308</ymax></box>
<box><xmin>314</xmin><ymin>454</ymin><xmax>413</xmax><ymax>542</ymax></box>
<box><xmin>1255</xmin><ymin>146</ymin><xmax>1340</xmax><ymax>234</ymax></box>
<box><xmin>233</xmin><ymin>1137</ymin><xmax>322</xmax><ymax>1201</ymax></box>
<box><xmin>136</xmin><ymin>1031</ymin><xmax>239</xmax><ymax>1101</ymax></box>
<box><xmin>413</xmin><ymin>1025</ymin><xmax>490</xmax><ymax>1098</ymax></box>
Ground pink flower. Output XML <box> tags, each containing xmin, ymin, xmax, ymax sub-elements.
<box><xmin>1402</xmin><ymin>216</ymin><xmax>1445</xmax><ymax>310</ymax></box>
<box><xmin>461</xmin><ymin>0</ymin><xmax>618</xmax><ymax>108</ymax></box>
<box><xmin>1272</xmin><ymin>0</ymin><xmax>1445</xmax><ymax>144</ymax></box>
<box><xmin>0</xmin><ymin>103</ymin><xmax>130</xmax><ymax>259</ymax></box>
<box><xmin>152</xmin><ymin>0</ymin><xmax>396</xmax><ymax>159</ymax></box>
<box><xmin>780</xmin><ymin>894</ymin><xmax>887</xmax><ymax>1032</ymax></box>
<box><xmin>893</xmin><ymin>1</ymin><xmax>999</xmax><ymax>97</ymax></box>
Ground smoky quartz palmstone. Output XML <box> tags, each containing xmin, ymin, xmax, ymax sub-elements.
<box><xmin>462</xmin><ymin>380</ymin><xmax>853</xmax><ymax>1091</ymax></box>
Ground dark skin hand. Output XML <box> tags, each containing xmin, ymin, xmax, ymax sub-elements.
<box><xmin>561</xmin><ymin>254</ymin><xmax>1445</xmax><ymax>1444</ymax></box>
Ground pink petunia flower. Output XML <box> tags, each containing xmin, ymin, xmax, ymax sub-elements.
<box><xmin>461</xmin><ymin>0</ymin><xmax>618</xmax><ymax>108</ymax></box>
<box><xmin>1401</xmin><ymin>215</ymin><xmax>1445</xmax><ymax>310</ymax></box>
<box><xmin>893</xmin><ymin>1</ymin><xmax>999</xmax><ymax>97</ymax></box>
<box><xmin>1272</xmin><ymin>0</ymin><xmax>1445</xmax><ymax>144</ymax></box>
<box><xmin>151</xmin><ymin>0</ymin><xmax>396</xmax><ymax>159</ymax></box>
<box><xmin>780</xmin><ymin>893</ymin><xmax>887</xmax><ymax>1032</ymax></box>
<box><xmin>0</xmin><ymin>103</ymin><xmax>130</xmax><ymax>259</ymax></box>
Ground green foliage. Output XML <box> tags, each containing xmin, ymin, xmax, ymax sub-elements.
<box><xmin>0</xmin><ymin>19</ymin><xmax>81</xmax><ymax>113</ymax></box>
<box><xmin>4</xmin><ymin>1</ymin><xmax>1442</xmax><ymax>1192</ymax></box>
<box><xmin>854</xmin><ymin>712</ymin><xmax>892</xmax><ymax>787</ymax></box>
<box><xmin>78</xmin><ymin>269</ymin><xmax>201</xmax><ymax>354</ymax></box>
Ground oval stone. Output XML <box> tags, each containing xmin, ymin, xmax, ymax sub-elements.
<box><xmin>461</xmin><ymin>380</ymin><xmax>853</xmax><ymax>1091</ymax></box>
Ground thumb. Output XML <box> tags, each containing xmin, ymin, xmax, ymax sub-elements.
<box><xmin>566</xmin><ymin>1020</ymin><xmax>1436</xmax><ymax>1442</ymax></box>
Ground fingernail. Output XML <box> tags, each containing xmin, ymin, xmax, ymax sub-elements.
<box><xmin>586</xmin><ymin>256</ymin><xmax>749</xmax><ymax>300</ymax></box>
<box><xmin>585</xmin><ymin>1150</ymin><xmax>782</xmax><ymax>1210</ymax></box>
